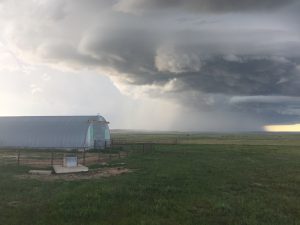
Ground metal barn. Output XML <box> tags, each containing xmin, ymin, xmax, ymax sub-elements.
<box><xmin>0</xmin><ymin>115</ymin><xmax>110</xmax><ymax>149</ymax></box>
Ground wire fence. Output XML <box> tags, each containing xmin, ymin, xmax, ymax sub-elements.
<box><xmin>0</xmin><ymin>143</ymin><xmax>156</xmax><ymax>168</ymax></box>
<box><xmin>111</xmin><ymin>138</ymin><xmax>179</xmax><ymax>145</ymax></box>
<box><xmin>0</xmin><ymin>149</ymin><xmax>128</xmax><ymax>168</ymax></box>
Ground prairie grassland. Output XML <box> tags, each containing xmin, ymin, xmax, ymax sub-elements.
<box><xmin>0</xmin><ymin>133</ymin><xmax>300</xmax><ymax>225</ymax></box>
<box><xmin>112</xmin><ymin>131</ymin><xmax>300</xmax><ymax>146</ymax></box>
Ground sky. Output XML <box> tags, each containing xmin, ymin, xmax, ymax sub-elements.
<box><xmin>0</xmin><ymin>0</ymin><xmax>300</xmax><ymax>131</ymax></box>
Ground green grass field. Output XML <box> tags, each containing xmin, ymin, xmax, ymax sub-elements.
<box><xmin>1</xmin><ymin>133</ymin><xmax>300</xmax><ymax>225</ymax></box>
<box><xmin>111</xmin><ymin>131</ymin><xmax>300</xmax><ymax>146</ymax></box>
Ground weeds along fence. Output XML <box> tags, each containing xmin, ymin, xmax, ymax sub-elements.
<box><xmin>0</xmin><ymin>148</ymin><xmax>129</xmax><ymax>168</ymax></box>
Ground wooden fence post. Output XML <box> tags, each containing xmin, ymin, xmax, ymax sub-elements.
<box><xmin>98</xmin><ymin>150</ymin><xmax>101</xmax><ymax>163</ymax></box>
<box><xmin>76</xmin><ymin>151</ymin><xmax>78</xmax><ymax>166</ymax></box>
<box><xmin>51</xmin><ymin>152</ymin><xmax>54</xmax><ymax>166</ymax></box>
<box><xmin>83</xmin><ymin>149</ymin><xmax>86</xmax><ymax>166</ymax></box>
<box><xmin>17</xmin><ymin>150</ymin><xmax>20</xmax><ymax>166</ymax></box>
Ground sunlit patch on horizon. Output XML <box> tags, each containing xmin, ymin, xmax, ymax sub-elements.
<box><xmin>264</xmin><ymin>124</ymin><xmax>300</xmax><ymax>132</ymax></box>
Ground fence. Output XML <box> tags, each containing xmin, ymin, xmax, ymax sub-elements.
<box><xmin>0</xmin><ymin>142</ymin><xmax>158</xmax><ymax>168</ymax></box>
<box><xmin>111</xmin><ymin>142</ymin><xmax>156</xmax><ymax>152</ymax></box>
<box><xmin>111</xmin><ymin>138</ymin><xmax>178</xmax><ymax>145</ymax></box>
<box><xmin>0</xmin><ymin>149</ymin><xmax>129</xmax><ymax>168</ymax></box>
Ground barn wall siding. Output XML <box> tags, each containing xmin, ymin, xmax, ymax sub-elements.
<box><xmin>0</xmin><ymin>116</ymin><xmax>110</xmax><ymax>149</ymax></box>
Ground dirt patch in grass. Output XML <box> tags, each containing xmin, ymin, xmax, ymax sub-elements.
<box><xmin>15</xmin><ymin>167</ymin><xmax>131</xmax><ymax>181</ymax></box>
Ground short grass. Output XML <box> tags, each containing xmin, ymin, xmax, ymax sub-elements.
<box><xmin>1</xmin><ymin>142</ymin><xmax>300</xmax><ymax>224</ymax></box>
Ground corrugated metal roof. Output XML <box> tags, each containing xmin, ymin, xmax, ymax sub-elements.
<box><xmin>0</xmin><ymin>116</ymin><xmax>107</xmax><ymax>149</ymax></box>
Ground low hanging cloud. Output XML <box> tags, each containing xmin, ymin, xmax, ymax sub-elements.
<box><xmin>1</xmin><ymin>0</ymin><xmax>300</xmax><ymax>129</ymax></box>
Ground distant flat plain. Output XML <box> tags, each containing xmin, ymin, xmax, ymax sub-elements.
<box><xmin>111</xmin><ymin>131</ymin><xmax>300</xmax><ymax>146</ymax></box>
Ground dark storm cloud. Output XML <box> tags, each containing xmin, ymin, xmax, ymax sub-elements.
<box><xmin>1</xmin><ymin>0</ymin><xmax>300</xmax><ymax>128</ymax></box>
<box><xmin>114</xmin><ymin>0</ymin><xmax>297</xmax><ymax>13</ymax></box>
<box><xmin>180</xmin><ymin>56</ymin><xmax>300</xmax><ymax>96</ymax></box>
<box><xmin>229</xmin><ymin>96</ymin><xmax>300</xmax><ymax>124</ymax></box>
<box><xmin>74</xmin><ymin>26</ymin><xmax>300</xmax><ymax>96</ymax></box>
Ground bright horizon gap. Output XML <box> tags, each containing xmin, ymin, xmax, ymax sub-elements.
<box><xmin>264</xmin><ymin>124</ymin><xmax>300</xmax><ymax>132</ymax></box>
